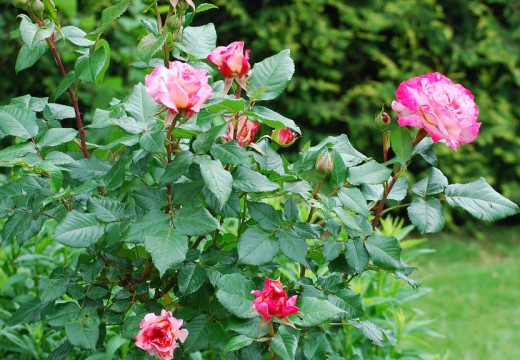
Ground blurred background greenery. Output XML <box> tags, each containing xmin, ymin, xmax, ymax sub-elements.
<box><xmin>0</xmin><ymin>0</ymin><xmax>519</xmax><ymax>358</ymax></box>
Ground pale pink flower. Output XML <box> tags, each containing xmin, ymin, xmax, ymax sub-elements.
<box><xmin>145</xmin><ymin>62</ymin><xmax>213</xmax><ymax>116</ymax></box>
<box><xmin>271</xmin><ymin>127</ymin><xmax>298</xmax><ymax>147</ymax></box>
<box><xmin>391</xmin><ymin>72</ymin><xmax>480</xmax><ymax>150</ymax></box>
<box><xmin>222</xmin><ymin>116</ymin><xmax>260</xmax><ymax>147</ymax></box>
<box><xmin>134</xmin><ymin>310</ymin><xmax>188</xmax><ymax>360</ymax></box>
<box><xmin>207</xmin><ymin>41</ymin><xmax>251</xmax><ymax>79</ymax></box>
<box><xmin>251</xmin><ymin>278</ymin><xmax>299</xmax><ymax>321</ymax></box>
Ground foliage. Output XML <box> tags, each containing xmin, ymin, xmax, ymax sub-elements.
<box><xmin>0</xmin><ymin>1</ymin><xmax>518</xmax><ymax>359</ymax></box>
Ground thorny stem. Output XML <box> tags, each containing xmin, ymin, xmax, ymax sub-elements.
<box><xmin>301</xmin><ymin>178</ymin><xmax>324</xmax><ymax>277</ymax></box>
<box><xmin>165</xmin><ymin>115</ymin><xmax>179</xmax><ymax>213</ymax></box>
<box><xmin>268</xmin><ymin>321</ymin><xmax>277</xmax><ymax>360</ymax></box>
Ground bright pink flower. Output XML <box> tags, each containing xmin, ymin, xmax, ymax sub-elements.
<box><xmin>391</xmin><ymin>72</ymin><xmax>480</xmax><ymax>151</ymax></box>
<box><xmin>207</xmin><ymin>41</ymin><xmax>251</xmax><ymax>78</ymax></box>
<box><xmin>145</xmin><ymin>62</ymin><xmax>213</xmax><ymax>116</ymax></box>
<box><xmin>251</xmin><ymin>278</ymin><xmax>299</xmax><ymax>321</ymax></box>
<box><xmin>271</xmin><ymin>127</ymin><xmax>298</xmax><ymax>147</ymax></box>
<box><xmin>222</xmin><ymin>116</ymin><xmax>260</xmax><ymax>147</ymax></box>
<box><xmin>134</xmin><ymin>310</ymin><xmax>188</xmax><ymax>360</ymax></box>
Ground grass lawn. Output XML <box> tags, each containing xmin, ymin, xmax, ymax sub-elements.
<box><xmin>412</xmin><ymin>224</ymin><xmax>520</xmax><ymax>360</ymax></box>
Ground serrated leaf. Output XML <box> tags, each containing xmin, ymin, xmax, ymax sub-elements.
<box><xmin>365</xmin><ymin>234</ymin><xmax>402</xmax><ymax>270</ymax></box>
<box><xmin>74</xmin><ymin>46</ymin><xmax>108</xmax><ymax>83</ymax></box>
<box><xmin>88</xmin><ymin>198</ymin><xmax>125</xmax><ymax>222</ymax></box>
<box><xmin>411</xmin><ymin>167</ymin><xmax>448</xmax><ymax>196</ymax></box>
<box><xmin>66</xmin><ymin>157</ymin><xmax>112</xmax><ymax>181</ymax></box>
<box><xmin>6</xmin><ymin>298</ymin><xmax>42</xmax><ymax>325</ymax></box>
<box><xmin>54</xmin><ymin>211</ymin><xmax>104</xmax><ymax>247</ymax></box>
<box><xmin>205</xmin><ymin>99</ymin><xmax>245</xmax><ymax>113</ymax></box>
<box><xmin>348</xmin><ymin>320</ymin><xmax>395</xmax><ymax>347</ymax></box>
<box><xmin>183</xmin><ymin>315</ymin><xmax>211</xmax><ymax>352</ymax></box>
<box><xmin>407</xmin><ymin>197</ymin><xmax>445</xmax><ymax>234</ymax></box>
<box><xmin>104</xmin><ymin>157</ymin><xmax>130</xmax><ymax>191</ymax></box>
<box><xmin>216</xmin><ymin>273</ymin><xmax>256</xmax><ymax>318</ymax></box>
<box><xmin>271</xmin><ymin>333</ymin><xmax>298</xmax><ymax>360</ymax></box>
<box><xmin>45</xmin><ymin>302</ymin><xmax>80</xmax><ymax>326</ymax></box>
<box><xmin>248</xmin><ymin>202</ymin><xmax>281</xmax><ymax>231</ymax></box>
<box><xmin>210</xmin><ymin>141</ymin><xmax>249</xmax><ymax>166</ymax></box>
<box><xmin>180</xmin><ymin>23</ymin><xmax>217</xmax><ymax>59</ymax></box>
<box><xmin>144</xmin><ymin>229</ymin><xmax>188</xmax><ymax>276</ymax></box>
<box><xmin>140</xmin><ymin>125</ymin><xmax>166</xmax><ymax>153</ymax></box>
<box><xmin>327</xmin><ymin>289</ymin><xmax>365</xmax><ymax>319</ymax></box>
<box><xmin>137</xmin><ymin>33</ymin><xmax>168</xmax><ymax>62</ymax></box>
<box><xmin>345</xmin><ymin>238</ymin><xmax>369</xmax><ymax>273</ymax></box>
<box><xmin>10</xmin><ymin>94</ymin><xmax>48</xmax><ymax>112</ymax></box>
<box><xmin>247</xmin><ymin>106</ymin><xmax>300</xmax><ymax>134</ymax></box>
<box><xmin>46</xmin><ymin>341</ymin><xmax>74</xmax><ymax>360</ymax></box>
<box><xmin>54</xmin><ymin>71</ymin><xmax>75</xmax><ymax>101</ymax></box>
<box><xmin>60</xmin><ymin>26</ymin><xmax>96</xmax><ymax>46</ymax></box>
<box><xmin>303</xmin><ymin>332</ymin><xmax>329</xmax><ymax>360</ymax></box>
<box><xmin>16</xmin><ymin>44</ymin><xmax>47</xmax><ymax>73</ymax></box>
<box><xmin>322</xmin><ymin>238</ymin><xmax>342</xmax><ymax>262</ymax></box>
<box><xmin>159</xmin><ymin>151</ymin><xmax>194</xmax><ymax>186</ymax></box>
<box><xmin>294</xmin><ymin>297</ymin><xmax>344</xmax><ymax>327</ymax></box>
<box><xmin>225</xmin><ymin>335</ymin><xmax>253</xmax><ymax>352</ymax></box>
<box><xmin>338</xmin><ymin>188</ymin><xmax>369</xmax><ymax>216</ymax></box>
<box><xmin>19</xmin><ymin>15</ymin><xmax>54</xmax><ymax>49</ymax></box>
<box><xmin>0</xmin><ymin>105</ymin><xmax>38</xmax><ymax>139</ymax></box>
<box><xmin>123</xmin><ymin>83</ymin><xmax>161</xmax><ymax>125</ymax></box>
<box><xmin>91</xmin><ymin>0</ymin><xmax>131</xmax><ymax>35</ymax></box>
<box><xmin>238</xmin><ymin>225</ymin><xmax>279</xmax><ymax>265</ymax></box>
<box><xmin>123</xmin><ymin>210</ymin><xmax>169</xmax><ymax>243</ymax></box>
<box><xmin>252</xmin><ymin>138</ymin><xmax>286</xmax><ymax>175</ymax></box>
<box><xmin>232</xmin><ymin>166</ymin><xmax>279</xmax><ymax>193</ymax></box>
<box><xmin>391</xmin><ymin>126</ymin><xmax>413</xmax><ymax>165</ymax></box>
<box><xmin>199</xmin><ymin>158</ymin><xmax>233</xmax><ymax>209</ymax></box>
<box><xmin>192</xmin><ymin>122</ymin><xmax>228</xmax><ymax>154</ymax></box>
<box><xmin>37</xmin><ymin>128</ymin><xmax>77</xmax><ymax>148</ymax></box>
<box><xmin>173</xmin><ymin>206</ymin><xmax>219</xmax><ymax>235</ymax></box>
<box><xmin>43</xmin><ymin>103</ymin><xmax>76</xmax><ymax>120</ymax></box>
<box><xmin>283</xmin><ymin>198</ymin><xmax>299</xmax><ymax>223</ymax></box>
<box><xmin>64</xmin><ymin>310</ymin><xmax>100</xmax><ymax>350</ymax></box>
<box><xmin>445</xmin><ymin>178</ymin><xmax>519</xmax><ymax>221</ymax></box>
<box><xmin>248</xmin><ymin>49</ymin><xmax>295</xmax><ymax>101</ymax></box>
<box><xmin>347</xmin><ymin>160</ymin><xmax>392</xmax><ymax>185</ymax></box>
<box><xmin>2</xmin><ymin>212</ymin><xmax>32</xmax><ymax>244</ymax></box>
<box><xmin>277</xmin><ymin>227</ymin><xmax>307</xmax><ymax>264</ymax></box>
<box><xmin>178</xmin><ymin>263</ymin><xmax>206</xmax><ymax>295</ymax></box>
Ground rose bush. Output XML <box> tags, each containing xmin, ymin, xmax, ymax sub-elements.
<box><xmin>0</xmin><ymin>1</ymin><xmax>518</xmax><ymax>360</ymax></box>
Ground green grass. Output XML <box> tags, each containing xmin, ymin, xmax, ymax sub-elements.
<box><xmin>412</xmin><ymin>225</ymin><xmax>520</xmax><ymax>360</ymax></box>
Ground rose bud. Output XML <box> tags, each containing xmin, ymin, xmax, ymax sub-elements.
<box><xmin>251</xmin><ymin>277</ymin><xmax>299</xmax><ymax>326</ymax></box>
<box><xmin>207</xmin><ymin>41</ymin><xmax>251</xmax><ymax>79</ymax></box>
<box><xmin>315</xmin><ymin>150</ymin><xmax>335</xmax><ymax>175</ymax></box>
<box><xmin>271</xmin><ymin>127</ymin><xmax>298</xmax><ymax>148</ymax></box>
<box><xmin>221</xmin><ymin>116</ymin><xmax>261</xmax><ymax>147</ymax></box>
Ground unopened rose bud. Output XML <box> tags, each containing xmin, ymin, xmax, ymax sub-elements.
<box><xmin>375</xmin><ymin>111</ymin><xmax>391</xmax><ymax>130</ymax></box>
<box><xmin>11</xmin><ymin>0</ymin><xmax>29</xmax><ymax>10</ymax></box>
<box><xmin>315</xmin><ymin>150</ymin><xmax>335</xmax><ymax>176</ymax></box>
<box><xmin>271</xmin><ymin>127</ymin><xmax>298</xmax><ymax>148</ymax></box>
<box><xmin>30</xmin><ymin>0</ymin><xmax>44</xmax><ymax>17</ymax></box>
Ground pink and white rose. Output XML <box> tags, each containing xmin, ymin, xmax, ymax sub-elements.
<box><xmin>207</xmin><ymin>41</ymin><xmax>251</xmax><ymax>78</ymax></box>
<box><xmin>271</xmin><ymin>127</ymin><xmax>298</xmax><ymax>147</ymax></box>
<box><xmin>251</xmin><ymin>278</ymin><xmax>299</xmax><ymax>321</ymax></box>
<box><xmin>134</xmin><ymin>310</ymin><xmax>188</xmax><ymax>360</ymax></box>
<box><xmin>145</xmin><ymin>62</ymin><xmax>213</xmax><ymax>116</ymax></box>
<box><xmin>391</xmin><ymin>72</ymin><xmax>480</xmax><ymax>150</ymax></box>
<box><xmin>222</xmin><ymin>116</ymin><xmax>260</xmax><ymax>147</ymax></box>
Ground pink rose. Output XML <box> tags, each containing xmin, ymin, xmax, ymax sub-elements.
<box><xmin>134</xmin><ymin>310</ymin><xmax>188</xmax><ymax>360</ymax></box>
<box><xmin>145</xmin><ymin>62</ymin><xmax>213</xmax><ymax>116</ymax></box>
<box><xmin>271</xmin><ymin>127</ymin><xmax>298</xmax><ymax>147</ymax></box>
<box><xmin>251</xmin><ymin>278</ymin><xmax>299</xmax><ymax>321</ymax></box>
<box><xmin>391</xmin><ymin>72</ymin><xmax>480</xmax><ymax>151</ymax></box>
<box><xmin>207</xmin><ymin>41</ymin><xmax>251</xmax><ymax>78</ymax></box>
<box><xmin>222</xmin><ymin>116</ymin><xmax>260</xmax><ymax>147</ymax></box>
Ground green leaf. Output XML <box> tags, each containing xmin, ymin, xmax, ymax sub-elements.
<box><xmin>345</xmin><ymin>238</ymin><xmax>369</xmax><ymax>273</ymax></box>
<box><xmin>39</xmin><ymin>268</ymin><xmax>69</xmax><ymax>302</ymax></box>
<box><xmin>43</xmin><ymin>103</ymin><xmax>75</xmax><ymax>120</ymax></box>
<box><xmin>248</xmin><ymin>202</ymin><xmax>281</xmax><ymax>231</ymax></box>
<box><xmin>192</xmin><ymin>123</ymin><xmax>228</xmax><ymax>154</ymax></box>
<box><xmin>216</xmin><ymin>273</ymin><xmax>256</xmax><ymax>318</ymax></box>
<box><xmin>248</xmin><ymin>106</ymin><xmax>300</xmax><ymax>134</ymax></box>
<box><xmin>391</xmin><ymin>126</ymin><xmax>413</xmax><ymax>165</ymax></box>
<box><xmin>60</xmin><ymin>26</ymin><xmax>95</xmax><ymax>46</ymax></box>
<box><xmin>2</xmin><ymin>212</ymin><xmax>32</xmax><ymax>244</ymax></box>
<box><xmin>347</xmin><ymin>160</ymin><xmax>392</xmax><ymax>185</ymax></box>
<box><xmin>144</xmin><ymin>229</ymin><xmax>188</xmax><ymax>276</ymax></box>
<box><xmin>407</xmin><ymin>197</ymin><xmax>445</xmax><ymax>234</ymax></box>
<box><xmin>10</xmin><ymin>94</ymin><xmax>48</xmax><ymax>112</ymax></box>
<box><xmin>322</xmin><ymin>238</ymin><xmax>342</xmax><ymax>262</ymax></box>
<box><xmin>225</xmin><ymin>335</ymin><xmax>253</xmax><ymax>352</ymax></box>
<box><xmin>252</xmin><ymin>138</ymin><xmax>286</xmax><ymax>175</ymax></box>
<box><xmin>37</xmin><ymin>128</ymin><xmax>77</xmax><ymax>148</ymax></box>
<box><xmin>365</xmin><ymin>234</ymin><xmax>402</xmax><ymax>270</ymax></box>
<box><xmin>294</xmin><ymin>297</ymin><xmax>345</xmax><ymax>327</ymax></box>
<box><xmin>445</xmin><ymin>178</ymin><xmax>519</xmax><ymax>221</ymax></box>
<box><xmin>54</xmin><ymin>71</ymin><xmax>75</xmax><ymax>101</ymax></box>
<box><xmin>19</xmin><ymin>15</ymin><xmax>54</xmax><ymax>49</ymax></box>
<box><xmin>210</xmin><ymin>141</ymin><xmax>249</xmax><ymax>166</ymax></box>
<box><xmin>180</xmin><ymin>23</ymin><xmax>217</xmax><ymax>59</ymax></box>
<box><xmin>0</xmin><ymin>198</ymin><xmax>14</xmax><ymax>218</ymax></box>
<box><xmin>104</xmin><ymin>157</ymin><xmax>130</xmax><ymax>191</ymax></box>
<box><xmin>232</xmin><ymin>166</ymin><xmax>279</xmax><ymax>193</ymax></box>
<box><xmin>183</xmin><ymin>315</ymin><xmax>211</xmax><ymax>352</ymax></box>
<box><xmin>123</xmin><ymin>83</ymin><xmax>161</xmax><ymax>125</ymax></box>
<box><xmin>178</xmin><ymin>263</ymin><xmax>206</xmax><ymax>295</ymax></box>
<box><xmin>248</xmin><ymin>49</ymin><xmax>295</xmax><ymax>101</ymax></box>
<box><xmin>88</xmin><ymin>198</ymin><xmax>125</xmax><ymax>222</ymax></box>
<box><xmin>137</xmin><ymin>33</ymin><xmax>168</xmax><ymax>62</ymax></box>
<box><xmin>54</xmin><ymin>211</ymin><xmax>104</xmax><ymax>248</ymax></box>
<box><xmin>330</xmin><ymin>154</ymin><xmax>347</xmax><ymax>188</ymax></box>
<box><xmin>271</xmin><ymin>333</ymin><xmax>298</xmax><ymax>360</ymax></box>
<box><xmin>277</xmin><ymin>227</ymin><xmax>307</xmax><ymax>264</ymax></box>
<box><xmin>74</xmin><ymin>46</ymin><xmax>108</xmax><ymax>83</ymax></box>
<box><xmin>66</xmin><ymin>157</ymin><xmax>111</xmax><ymax>181</ymax></box>
<box><xmin>348</xmin><ymin>320</ymin><xmax>395</xmax><ymax>346</ymax></box>
<box><xmin>42</xmin><ymin>0</ymin><xmax>59</xmax><ymax>24</ymax></box>
<box><xmin>196</xmin><ymin>3</ymin><xmax>219</xmax><ymax>13</ymax></box>
<box><xmin>16</xmin><ymin>44</ymin><xmax>47</xmax><ymax>73</ymax></box>
<box><xmin>46</xmin><ymin>341</ymin><xmax>74</xmax><ymax>360</ymax></box>
<box><xmin>199</xmin><ymin>158</ymin><xmax>233</xmax><ymax>210</ymax></box>
<box><xmin>338</xmin><ymin>188</ymin><xmax>369</xmax><ymax>216</ymax></box>
<box><xmin>173</xmin><ymin>206</ymin><xmax>219</xmax><ymax>236</ymax></box>
<box><xmin>64</xmin><ymin>310</ymin><xmax>100</xmax><ymax>350</ymax></box>
<box><xmin>6</xmin><ymin>298</ymin><xmax>42</xmax><ymax>325</ymax></box>
<box><xmin>283</xmin><ymin>198</ymin><xmax>299</xmax><ymax>223</ymax></box>
<box><xmin>303</xmin><ymin>332</ymin><xmax>329</xmax><ymax>360</ymax></box>
<box><xmin>122</xmin><ymin>210</ymin><xmax>169</xmax><ymax>242</ymax></box>
<box><xmin>45</xmin><ymin>302</ymin><xmax>80</xmax><ymax>326</ymax></box>
<box><xmin>91</xmin><ymin>0</ymin><xmax>131</xmax><ymax>35</ymax></box>
<box><xmin>411</xmin><ymin>167</ymin><xmax>448</xmax><ymax>196</ymax></box>
<box><xmin>159</xmin><ymin>151</ymin><xmax>194</xmax><ymax>186</ymax></box>
<box><xmin>0</xmin><ymin>105</ymin><xmax>38</xmax><ymax>139</ymax></box>
<box><xmin>133</xmin><ymin>187</ymin><xmax>168</xmax><ymax>210</ymax></box>
<box><xmin>205</xmin><ymin>99</ymin><xmax>245</xmax><ymax>113</ymax></box>
<box><xmin>327</xmin><ymin>289</ymin><xmax>365</xmax><ymax>319</ymax></box>
<box><xmin>140</xmin><ymin>125</ymin><xmax>166</xmax><ymax>153</ymax></box>
<box><xmin>238</xmin><ymin>225</ymin><xmax>279</xmax><ymax>265</ymax></box>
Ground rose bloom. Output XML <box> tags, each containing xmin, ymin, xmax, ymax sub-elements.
<box><xmin>222</xmin><ymin>116</ymin><xmax>260</xmax><ymax>147</ymax></box>
<box><xmin>134</xmin><ymin>310</ymin><xmax>188</xmax><ymax>360</ymax></box>
<box><xmin>271</xmin><ymin>127</ymin><xmax>298</xmax><ymax>147</ymax></box>
<box><xmin>251</xmin><ymin>278</ymin><xmax>299</xmax><ymax>321</ymax></box>
<box><xmin>391</xmin><ymin>72</ymin><xmax>480</xmax><ymax>151</ymax></box>
<box><xmin>145</xmin><ymin>61</ymin><xmax>213</xmax><ymax>116</ymax></box>
<box><xmin>207</xmin><ymin>41</ymin><xmax>251</xmax><ymax>78</ymax></box>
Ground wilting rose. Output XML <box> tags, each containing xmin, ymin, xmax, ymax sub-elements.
<box><xmin>222</xmin><ymin>116</ymin><xmax>260</xmax><ymax>147</ymax></box>
<box><xmin>391</xmin><ymin>72</ymin><xmax>480</xmax><ymax>151</ymax></box>
<box><xmin>271</xmin><ymin>127</ymin><xmax>298</xmax><ymax>147</ymax></box>
<box><xmin>251</xmin><ymin>278</ymin><xmax>299</xmax><ymax>321</ymax></box>
<box><xmin>145</xmin><ymin>62</ymin><xmax>213</xmax><ymax>116</ymax></box>
<box><xmin>134</xmin><ymin>310</ymin><xmax>188</xmax><ymax>360</ymax></box>
<box><xmin>207</xmin><ymin>41</ymin><xmax>251</xmax><ymax>78</ymax></box>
